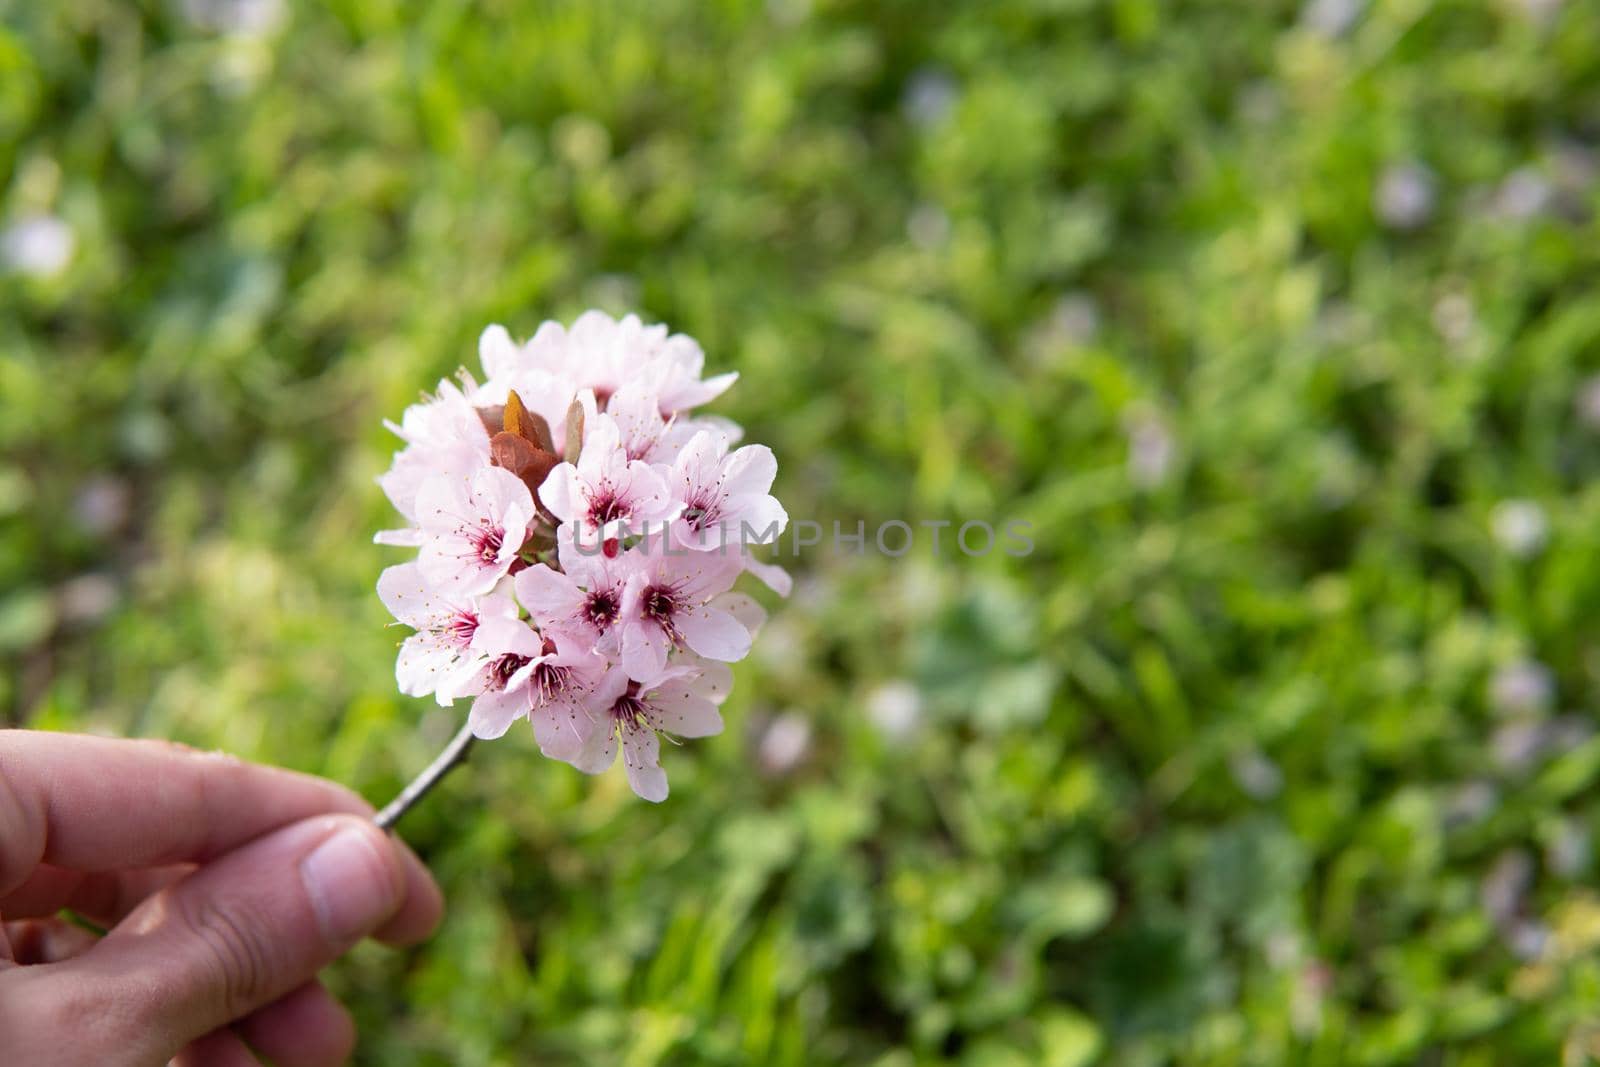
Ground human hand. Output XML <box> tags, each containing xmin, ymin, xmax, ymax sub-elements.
<box><xmin>0</xmin><ymin>731</ymin><xmax>444</xmax><ymax>1066</ymax></box>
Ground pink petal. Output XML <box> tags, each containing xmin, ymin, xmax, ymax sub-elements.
<box><xmin>744</xmin><ymin>557</ymin><xmax>793</xmax><ymax>597</ymax></box>
<box><xmin>531</xmin><ymin>697</ymin><xmax>593</xmax><ymax>761</ymax></box>
<box><xmin>589</xmin><ymin>666</ymin><xmax>633</xmax><ymax>710</ymax></box>
<box><xmin>515</xmin><ymin>564</ymin><xmax>584</xmax><ymax>626</ymax></box>
<box><xmin>646</xmin><ymin>686</ymin><xmax>724</xmax><ymax>738</ymax></box>
<box><xmin>496</xmin><ymin>501</ymin><xmax>534</xmax><ymax>566</ymax></box>
<box><xmin>665</xmin><ymin>550</ymin><xmax>743</xmax><ymax>604</ymax></box>
<box><xmin>689</xmin><ymin>658</ymin><xmax>736</xmax><ymax>706</ymax></box>
<box><xmin>621</xmin><ymin>622</ymin><xmax>671</xmax><ymax>681</ymax></box>
<box><xmin>438</xmin><ymin>656</ymin><xmax>493</xmax><ymax>704</ymax></box>
<box><xmin>727</xmin><ymin>493</ymin><xmax>787</xmax><ymax>542</ymax></box>
<box><xmin>721</xmin><ymin>444</ymin><xmax>777</xmax><ymax>497</ymax></box>
<box><xmin>620</xmin><ymin>724</ymin><xmax>668</xmax><ymax>802</ymax></box>
<box><xmin>470</xmin><ymin>687</ymin><xmax>529</xmax><ymax>740</ymax></box>
<box><xmin>418</xmin><ymin>540</ymin><xmax>493</xmax><ymax>597</ymax></box>
<box><xmin>713</xmin><ymin>592</ymin><xmax>767</xmax><ymax>642</ymax></box>
<box><xmin>676</xmin><ymin>606</ymin><xmax>752</xmax><ymax>663</ymax></box>
<box><xmin>570</xmin><ymin>722</ymin><xmax>618</xmax><ymax>774</ymax></box>
<box><xmin>673</xmin><ymin>430</ymin><xmax>728</xmax><ymax>486</ymax></box>
<box><xmin>662</xmin><ymin>370</ymin><xmax>738</xmax><ymax>412</ymax></box>
<box><xmin>619</xmin><ymin>460</ymin><xmax>675</xmax><ymax>523</ymax></box>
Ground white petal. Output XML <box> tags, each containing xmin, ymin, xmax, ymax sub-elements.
<box><xmin>373</xmin><ymin>526</ymin><xmax>425</xmax><ymax>547</ymax></box>
<box><xmin>475</xmin><ymin>464</ymin><xmax>535</xmax><ymax>518</ymax></box>
<box><xmin>538</xmin><ymin>463</ymin><xmax>580</xmax><ymax>523</ymax></box>
<box><xmin>396</xmin><ymin>635</ymin><xmax>459</xmax><ymax>698</ymax></box>
<box><xmin>479</xmin><ymin>593</ymin><xmax>522</xmax><ymax>622</ymax></box>
<box><xmin>376</xmin><ymin>562</ymin><xmax>445</xmax><ymax>627</ymax></box>
<box><xmin>415</xmin><ymin>472</ymin><xmax>476</xmax><ymax>534</ymax></box>
<box><xmin>479</xmin><ymin>323</ymin><xmax>521</xmax><ymax>382</ymax></box>
<box><xmin>577</xmin><ymin>415</ymin><xmax>622</xmax><ymax>480</ymax></box>
<box><xmin>471</xmin><ymin>617</ymin><xmax>541</xmax><ymax>657</ymax></box>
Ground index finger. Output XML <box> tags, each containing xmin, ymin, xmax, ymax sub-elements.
<box><xmin>0</xmin><ymin>731</ymin><xmax>373</xmax><ymax>897</ymax></box>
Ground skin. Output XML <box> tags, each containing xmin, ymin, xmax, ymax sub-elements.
<box><xmin>0</xmin><ymin>731</ymin><xmax>445</xmax><ymax>1066</ymax></box>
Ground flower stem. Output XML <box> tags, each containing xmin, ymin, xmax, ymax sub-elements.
<box><xmin>374</xmin><ymin>721</ymin><xmax>477</xmax><ymax>831</ymax></box>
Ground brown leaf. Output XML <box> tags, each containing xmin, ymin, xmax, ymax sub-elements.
<box><xmin>504</xmin><ymin>389</ymin><xmax>556</xmax><ymax>452</ymax></box>
<box><xmin>491</xmin><ymin>431</ymin><xmax>561</xmax><ymax>512</ymax></box>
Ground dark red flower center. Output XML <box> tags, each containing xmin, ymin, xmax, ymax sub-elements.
<box><xmin>584</xmin><ymin>589</ymin><xmax>620</xmax><ymax>629</ymax></box>
<box><xmin>610</xmin><ymin>694</ymin><xmax>647</xmax><ymax>728</ymax></box>
<box><xmin>490</xmin><ymin>653</ymin><xmax>531</xmax><ymax>690</ymax></box>
<box><xmin>471</xmin><ymin>524</ymin><xmax>505</xmax><ymax>565</ymax></box>
<box><xmin>587</xmin><ymin>488</ymin><xmax>626</xmax><ymax>527</ymax></box>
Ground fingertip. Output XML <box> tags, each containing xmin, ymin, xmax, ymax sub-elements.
<box><xmin>298</xmin><ymin>816</ymin><xmax>410</xmax><ymax>947</ymax></box>
<box><xmin>372</xmin><ymin>836</ymin><xmax>444</xmax><ymax>947</ymax></box>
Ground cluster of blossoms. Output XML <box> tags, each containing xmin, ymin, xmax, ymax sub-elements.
<box><xmin>375</xmin><ymin>312</ymin><xmax>789</xmax><ymax>801</ymax></box>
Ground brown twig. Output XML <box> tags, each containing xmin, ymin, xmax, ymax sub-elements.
<box><xmin>374</xmin><ymin>721</ymin><xmax>477</xmax><ymax>830</ymax></box>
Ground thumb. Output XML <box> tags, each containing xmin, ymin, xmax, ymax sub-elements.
<box><xmin>16</xmin><ymin>815</ymin><xmax>409</xmax><ymax>1066</ymax></box>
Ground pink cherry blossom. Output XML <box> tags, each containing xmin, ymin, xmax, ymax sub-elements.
<box><xmin>638</xmin><ymin>335</ymin><xmax>738</xmax><ymax>414</ymax></box>
<box><xmin>617</xmin><ymin>537</ymin><xmax>748</xmax><ymax>679</ymax></box>
<box><xmin>417</xmin><ymin>465</ymin><xmax>536</xmax><ymax>596</ymax></box>
<box><xmin>521</xmin><ymin>310</ymin><xmax>736</xmax><ymax>413</ymax></box>
<box><xmin>539</xmin><ymin>413</ymin><xmax>677</xmax><ymax>541</ymax></box>
<box><xmin>458</xmin><ymin>618</ymin><xmax>605</xmax><ymax>760</ymax></box>
<box><xmin>375</xmin><ymin>310</ymin><xmax>787</xmax><ymax>804</ymax></box>
<box><xmin>377</xmin><ymin>562</ymin><xmax>519</xmax><ymax>700</ymax></box>
<box><xmin>666</xmin><ymin>429</ymin><xmax>787</xmax><ymax>552</ymax></box>
<box><xmin>606</xmin><ymin>385</ymin><xmax>690</xmax><ymax>464</ymax></box>
<box><xmin>513</xmin><ymin>525</ymin><xmax>632</xmax><ymax>653</ymax></box>
<box><xmin>568</xmin><ymin>663</ymin><xmax>732</xmax><ymax>801</ymax></box>
<box><xmin>468</xmin><ymin>324</ymin><xmax>579</xmax><ymax>438</ymax></box>
<box><xmin>377</xmin><ymin>377</ymin><xmax>490</xmax><ymax>542</ymax></box>
<box><xmin>518</xmin><ymin>311</ymin><xmax>657</xmax><ymax>407</ymax></box>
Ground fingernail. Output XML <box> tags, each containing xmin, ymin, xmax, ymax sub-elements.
<box><xmin>299</xmin><ymin>825</ymin><xmax>398</xmax><ymax>944</ymax></box>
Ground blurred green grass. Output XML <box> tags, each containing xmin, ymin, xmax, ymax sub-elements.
<box><xmin>5</xmin><ymin>0</ymin><xmax>1600</xmax><ymax>1063</ymax></box>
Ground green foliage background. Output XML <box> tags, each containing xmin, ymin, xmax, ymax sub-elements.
<box><xmin>6</xmin><ymin>0</ymin><xmax>1600</xmax><ymax>1063</ymax></box>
